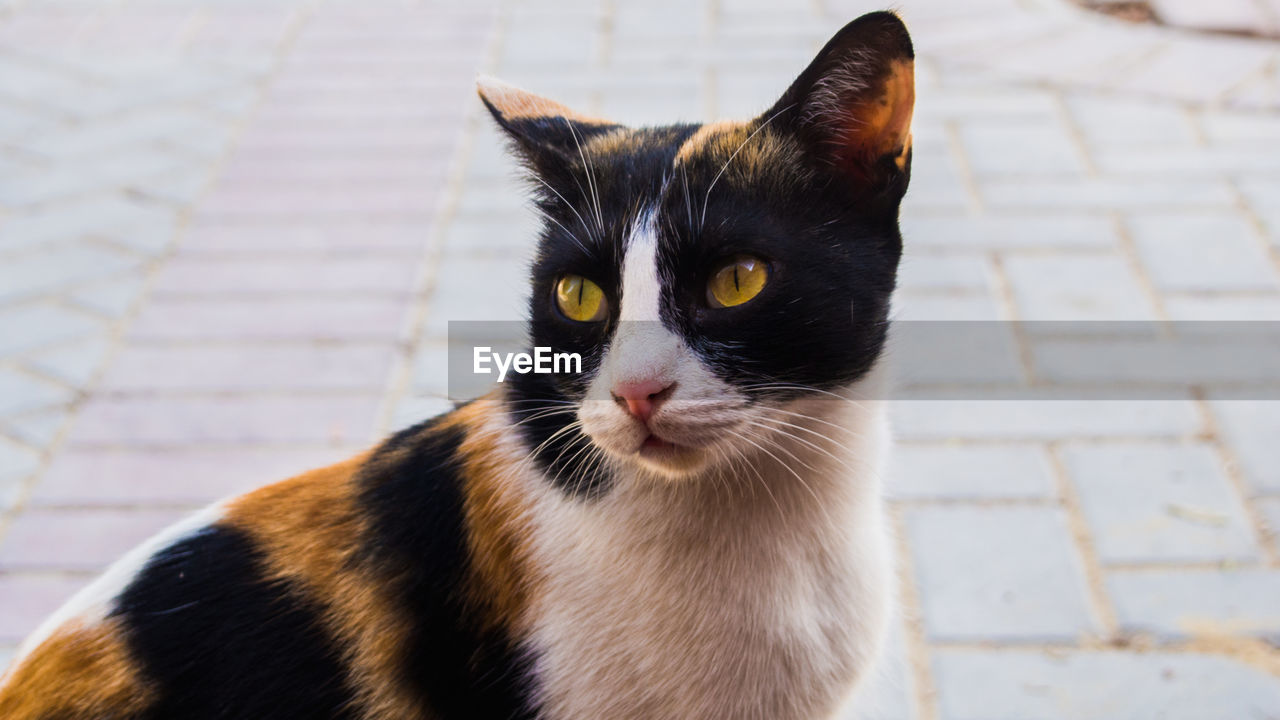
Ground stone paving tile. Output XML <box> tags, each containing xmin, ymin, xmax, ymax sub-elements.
<box><xmin>1065</xmin><ymin>94</ymin><xmax>1199</xmax><ymax>148</ymax></box>
<box><xmin>1150</xmin><ymin>0</ymin><xmax>1275</xmax><ymax>36</ymax></box>
<box><xmin>0</xmin><ymin>245</ymin><xmax>140</xmax><ymax>304</ymax></box>
<box><xmin>890</xmin><ymin>292</ymin><xmax>1007</xmax><ymax>321</ymax></box>
<box><xmin>904</xmin><ymin>506</ymin><xmax>1098</xmax><ymax>641</ymax></box>
<box><xmin>1062</xmin><ymin>444</ymin><xmax>1260</xmax><ymax>565</ymax></box>
<box><xmin>897</xmin><ymin>255</ymin><xmax>992</xmax><ymax>293</ymax></box>
<box><xmin>1260</xmin><ymin>498</ymin><xmax>1280</xmax><ymax>553</ymax></box>
<box><xmin>67</xmin><ymin>277</ymin><xmax>147</xmax><ymax>319</ymax></box>
<box><xmin>1108</xmin><ymin>569</ymin><xmax>1280</xmax><ymax>641</ymax></box>
<box><xmin>443</xmin><ymin>214</ymin><xmax>541</xmax><ymax>256</ymax></box>
<box><xmin>29</xmin><ymin>446</ymin><xmax>357</xmax><ymax>509</ymax></box>
<box><xmin>0</xmin><ymin>436</ymin><xmax>39</xmax><ymax>511</ymax></box>
<box><xmin>22</xmin><ymin>336</ymin><xmax>110</xmax><ymax>388</ymax></box>
<box><xmin>0</xmin><ymin>508</ymin><xmax>184</xmax><ymax>572</ymax></box>
<box><xmin>958</xmin><ymin>120</ymin><xmax>1088</xmax><ymax>177</ymax></box>
<box><xmin>67</xmin><ymin>395</ymin><xmax>383</xmax><ymax>448</ymax></box>
<box><xmin>0</xmin><ymin>304</ymin><xmax>104</xmax><ymax>360</ymax></box>
<box><xmin>1127</xmin><ymin>213</ymin><xmax>1277</xmax><ymax>292</ymax></box>
<box><xmin>179</xmin><ymin>222</ymin><xmax>430</xmax><ymax>256</ymax></box>
<box><xmin>891</xmin><ymin>400</ymin><xmax>1203</xmax><ymax>440</ymax></box>
<box><xmin>898</xmin><ymin>154</ymin><xmax>971</xmax><ymax>213</ymax></box>
<box><xmin>1120</xmin><ymin>37</ymin><xmax>1276</xmax><ymax>103</ymax></box>
<box><xmin>388</xmin><ymin>395</ymin><xmax>460</xmax><ymax>434</ymax></box>
<box><xmin>981</xmin><ymin>177</ymin><xmax>1237</xmax><ymax>210</ymax></box>
<box><xmin>1096</xmin><ymin>145</ymin><xmax>1280</xmax><ymax>174</ymax></box>
<box><xmin>0</xmin><ymin>195</ymin><xmax>175</xmax><ymax>255</ymax></box>
<box><xmin>20</xmin><ymin>107</ymin><xmax>232</xmax><ymax>158</ymax></box>
<box><xmin>408</xmin><ymin>342</ymin><xmax>449</xmax><ymax>397</ymax></box>
<box><xmin>900</xmin><ymin>214</ymin><xmax>1118</xmax><ymax>250</ymax></box>
<box><xmin>933</xmin><ymin>649</ymin><xmax>1280</xmax><ymax>720</ymax></box>
<box><xmin>1164</xmin><ymin>295</ymin><xmax>1280</xmax><ymax>321</ymax></box>
<box><xmin>0</xmin><ymin>574</ymin><xmax>93</xmax><ymax>645</ymax></box>
<box><xmin>1200</xmin><ymin>110</ymin><xmax>1280</xmax><ymax>143</ymax></box>
<box><xmin>217</xmin><ymin>151</ymin><xmax>450</xmax><ymax>188</ymax></box>
<box><xmin>599</xmin><ymin>81</ymin><xmax>704</xmax><ymax>126</ymax></box>
<box><xmin>1210</xmin><ymin>401</ymin><xmax>1280</xmax><ymax>495</ymax></box>
<box><xmin>422</xmin><ymin>255</ymin><xmax>531</xmax><ymax>338</ymax></box>
<box><xmin>454</xmin><ymin>180</ymin><xmax>531</xmax><ymax>219</ymax></box>
<box><xmin>148</xmin><ymin>256</ymin><xmax>421</xmax><ymax>297</ymax></box>
<box><xmin>0</xmin><ymin>367</ymin><xmax>74</xmax><ymax>418</ymax></box>
<box><xmin>0</xmin><ymin>410</ymin><xmax>67</xmax><ymax>453</ymax></box>
<box><xmin>914</xmin><ymin>85</ymin><xmax>1059</xmax><ymax>121</ymax></box>
<box><xmin>467</xmin><ymin>125</ymin><xmax>521</xmax><ymax>179</ymax></box>
<box><xmin>194</xmin><ymin>185</ymin><xmax>442</xmax><ymax>221</ymax></box>
<box><xmin>98</xmin><ymin>345</ymin><xmax>397</xmax><ymax>394</ymax></box>
<box><xmin>127</xmin><ymin>297</ymin><xmax>411</xmax><ymax>342</ymax></box>
<box><xmin>1003</xmin><ymin>255</ymin><xmax>1158</xmax><ymax>321</ymax></box>
<box><xmin>890</xmin><ymin>444</ymin><xmax>1056</xmax><ymax>500</ymax></box>
<box><xmin>1236</xmin><ymin>178</ymin><xmax>1280</xmax><ymax>246</ymax></box>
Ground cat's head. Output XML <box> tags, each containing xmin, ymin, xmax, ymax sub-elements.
<box><xmin>481</xmin><ymin>12</ymin><xmax>913</xmax><ymax>492</ymax></box>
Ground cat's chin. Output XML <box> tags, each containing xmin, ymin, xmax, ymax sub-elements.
<box><xmin>631</xmin><ymin>436</ymin><xmax>712</xmax><ymax>479</ymax></box>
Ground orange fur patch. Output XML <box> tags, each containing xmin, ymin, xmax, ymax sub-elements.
<box><xmin>477</xmin><ymin>76</ymin><xmax>609</xmax><ymax>125</ymax></box>
<box><xmin>224</xmin><ymin>453</ymin><xmax>424</xmax><ymax>720</ymax></box>
<box><xmin>675</xmin><ymin>120</ymin><xmax>748</xmax><ymax>164</ymax></box>
<box><xmin>223</xmin><ymin>396</ymin><xmax>535</xmax><ymax>719</ymax></box>
<box><xmin>0</xmin><ymin>620</ymin><xmax>154</xmax><ymax>720</ymax></box>
<box><xmin>452</xmin><ymin>396</ymin><xmax>539</xmax><ymax>635</ymax></box>
<box><xmin>845</xmin><ymin>58</ymin><xmax>915</xmax><ymax>164</ymax></box>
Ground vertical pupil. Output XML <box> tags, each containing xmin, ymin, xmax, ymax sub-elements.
<box><xmin>733</xmin><ymin>265</ymin><xmax>740</xmax><ymax>292</ymax></box>
<box><xmin>578</xmin><ymin>279</ymin><xmax>584</xmax><ymax>306</ymax></box>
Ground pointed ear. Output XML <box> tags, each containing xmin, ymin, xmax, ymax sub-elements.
<box><xmin>766</xmin><ymin>12</ymin><xmax>914</xmax><ymax>191</ymax></box>
<box><xmin>477</xmin><ymin>76</ymin><xmax>622</xmax><ymax>163</ymax></box>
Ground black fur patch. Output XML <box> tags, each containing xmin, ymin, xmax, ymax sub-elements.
<box><xmin>356</xmin><ymin>417</ymin><xmax>538</xmax><ymax>719</ymax></box>
<box><xmin>503</xmin><ymin>126</ymin><xmax>701</xmax><ymax>498</ymax></box>
<box><xmin>506</xmin><ymin>369</ymin><xmax>610</xmax><ymax>499</ymax></box>
<box><xmin>114</xmin><ymin>526</ymin><xmax>358</xmax><ymax>720</ymax></box>
<box><xmin>658</xmin><ymin>138</ymin><xmax>901</xmax><ymax>399</ymax></box>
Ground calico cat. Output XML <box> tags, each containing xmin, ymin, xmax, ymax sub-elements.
<box><xmin>0</xmin><ymin>11</ymin><xmax>913</xmax><ymax>720</ymax></box>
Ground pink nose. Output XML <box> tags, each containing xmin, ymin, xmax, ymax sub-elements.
<box><xmin>611</xmin><ymin>379</ymin><xmax>674</xmax><ymax>422</ymax></box>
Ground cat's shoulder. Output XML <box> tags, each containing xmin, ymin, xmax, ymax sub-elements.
<box><xmin>0</xmin><ymin>401</ymin><xmax>499</xmax><ymax>720</ymax></box>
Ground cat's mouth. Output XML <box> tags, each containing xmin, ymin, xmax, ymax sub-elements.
<box><xmin>634</xmin><ymin>431</ymin><xmax>704</xmax><ymax>475</ymax></box>
<box><xmin>579</xmin><ymin>397</ymin><xmax>750</xmax><ymax>478</ymax></box>
<box><xmin>641</xmin><ymin>434</ymin><xmax>677</xmax><ymax>451</ymax></box>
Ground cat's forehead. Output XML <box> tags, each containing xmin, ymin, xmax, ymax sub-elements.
<box><xmin>577</xmin><ymin>120</ymin><xmax>807</xmax><ymax>202</ymax></box>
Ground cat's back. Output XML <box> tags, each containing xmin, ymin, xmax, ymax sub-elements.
<box><xmin>0</xmin><ymin>397</ymin><xmax>535</xmax><ymax>720</ymax></box>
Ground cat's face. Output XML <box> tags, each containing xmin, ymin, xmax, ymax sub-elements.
<box><xmin>485</xmin><ymin>12</ymin><xmax>914</xmax><ymax>492</ymax></box>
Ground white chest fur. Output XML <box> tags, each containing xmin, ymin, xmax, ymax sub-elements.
<box><xmin>525</xmin><ymin>399</ymin><xmax>893</xmax><ymax>720</ymax></box>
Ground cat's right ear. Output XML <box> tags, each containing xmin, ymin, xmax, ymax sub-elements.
<box><xmin>477</xmin><ymin>76</ymin><xmax>621</xmax><ymax>170</ymax></box>
<box><xmin>764</xmin><ymin>12</ymin><xmax>915</xmax><ymax>197</ymax></box>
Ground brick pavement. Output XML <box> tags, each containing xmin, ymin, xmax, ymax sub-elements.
<box><xmin>1</xmin><ymin>1</ymin><xmax>1279</xmax><ymax>718</ymax></box>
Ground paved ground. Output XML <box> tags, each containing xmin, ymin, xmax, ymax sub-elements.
<box><xmin>1144</xmin><ymin>0</ymin><xmax>1280</xmax><ymax>39</ymax></box>
<box><xmin>1</xmin><ymin>0</ymin><xmax>1279</xmax><ymax>717</ymax></box>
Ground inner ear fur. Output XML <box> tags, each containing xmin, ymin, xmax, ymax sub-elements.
<box><xmin>765</xmin><ymin>11</ymin><xmax>915</xmax><ymax>186</ymax></box>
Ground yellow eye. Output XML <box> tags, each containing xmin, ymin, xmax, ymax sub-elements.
<box><xmin>707</xmin><ymin>255</ymin><xmax>768</xmax><ymax>308</ymax></box>
<box><xmin>555</xmin><ymin>275</ymin><xmax>608</xmax><ymax>322</ymax></box>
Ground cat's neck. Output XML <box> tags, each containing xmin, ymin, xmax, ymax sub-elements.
<box><xmin>515</xmin><ymin>373</ymin><xmax>894</xmax><ymax>720</ymax></box>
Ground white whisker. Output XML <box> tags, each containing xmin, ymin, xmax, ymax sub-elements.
<box><xmin>699</xmin><ymin>103</ymin><xmax>794</xmax><ymax>229</ymax></box>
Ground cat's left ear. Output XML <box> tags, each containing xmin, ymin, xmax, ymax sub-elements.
<box><xmin>477</xmin><ymin>76</ymin><xmax>622</xmax><ymax>167</ymax></box>
<box><xmin>765</xmin><ymin>11</ymin><xmax>915</xmax><ymax>194</ymax></box>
